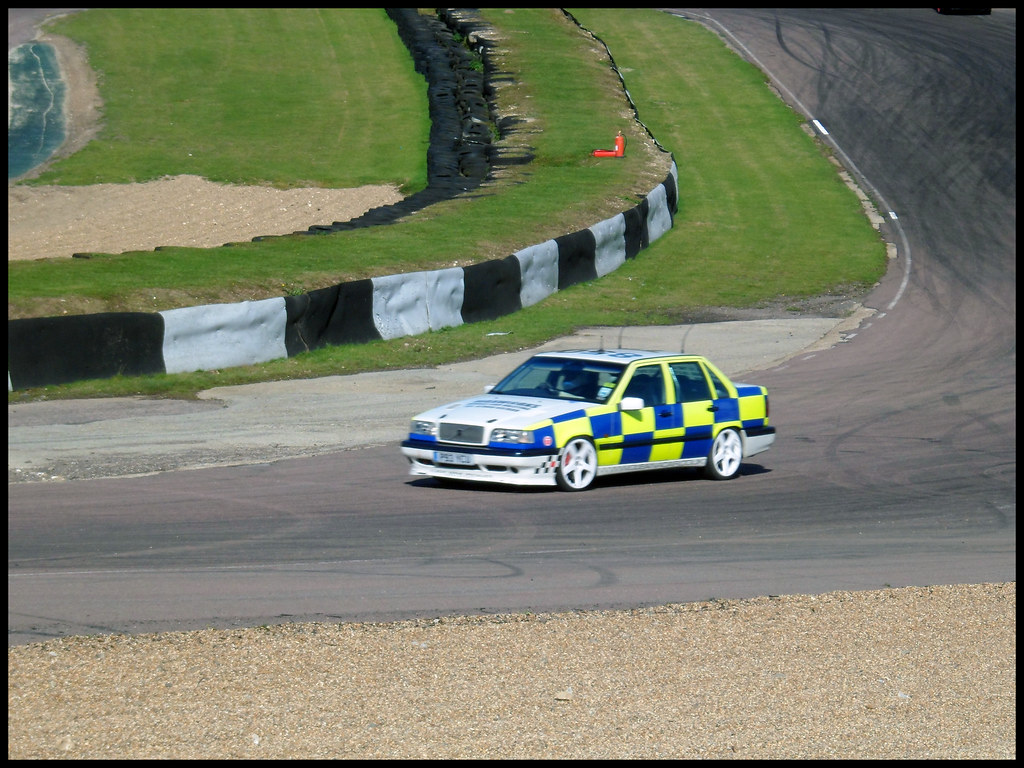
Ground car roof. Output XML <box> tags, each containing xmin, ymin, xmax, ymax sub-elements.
<box><xmin>532</xmin><ymin>348</ymin><xmax>701</xmax><ymax>365</ymax></box>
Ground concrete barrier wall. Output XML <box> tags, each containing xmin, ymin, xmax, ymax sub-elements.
<box><xmin>8</xmin><ymin>167</ymin><xmax>677</xmax><ymax>390</ymax></box>
<box><xmin>7</xmin><ymin>312</ymin><xmax>166</xmax><ymax>390</ymax></box>
<box><xmin>160</xmin><ymin>298</ymin><xmax>288</xmax><ymax>375</ymax></box>
<box><xmin>371</xmin><ymin>267</ymin><xmax>466</xmax><ymax>341</ymax></box>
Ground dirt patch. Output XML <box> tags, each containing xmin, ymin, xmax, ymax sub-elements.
<box><xmin>8</xmin><ymin>176</ymin><xmax>404</xmax><ymax>261</ymax></box>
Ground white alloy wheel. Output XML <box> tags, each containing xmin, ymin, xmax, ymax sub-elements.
<box><xmin>556</xmin><ymin>437</ymin><xmax>598</xmax><ymax>491</ymax></box>
<box><xmin>705</xmin><ymin>428</ymin><xmax>742</xmax><ymax>480</ymax></box>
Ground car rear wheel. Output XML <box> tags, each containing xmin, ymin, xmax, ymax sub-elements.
<box><xmin>556</xmin><ymin>437</ymin><xmax>598</xmax><ymax>491</ymax></box>
<box><xmin>705</xmin><ymin>428</ymin><xmax>742</xmax><ymax>480</ymax></box>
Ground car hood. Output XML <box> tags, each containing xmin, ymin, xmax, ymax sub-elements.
<box><xmin>414</xmin><ymin>394</ymin><xmax>592</xmax><ymax>428</ymax></box>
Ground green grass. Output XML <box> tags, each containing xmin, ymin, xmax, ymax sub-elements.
<box><xmin>9</xmin><ymin>9</ymin><xmax>661</xmax><ymax>320</ymax></box>
<box><xmin>26</xmin><ymin>9</ymin><xmax>430</xmax><ymax>190</ymax></box>
<box><xmin>8</xmin><ymin>8</ymin><xmax>887</xmax><ymax>402</ymax></box>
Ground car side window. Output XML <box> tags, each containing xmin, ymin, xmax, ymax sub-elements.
<box><xmin>669</xmin><ymin>362</ymin><xmax>711</xmax><ymax>402</ymax></box>
<box><xmin>707</xmin><ymin>369</ymin><xmax>730</xmax><ymax>399</ymax></box>
<box><xmin>622</xmin><ymin>365</ymin><xmax>666</xmax><ymax>406</ymax></box>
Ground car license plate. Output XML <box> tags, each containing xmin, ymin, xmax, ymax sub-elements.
<box><xmin>435</xmin><ymin>451</ymin><xmax>474</xmax><ymax>466</ymax></box>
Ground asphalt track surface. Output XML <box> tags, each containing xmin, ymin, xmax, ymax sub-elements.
<box><xmin>8</xmin><ymin>9</ymin><xmax>1016</xmax><ymax>645</ymax></box>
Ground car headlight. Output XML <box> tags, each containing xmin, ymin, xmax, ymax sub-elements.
<box><xmin>490</xmin><ymin>428</ymin><xmax>534</xmax><ymax>444</ymax></box>
<box><xmin>411</xmin><ymin>420</ymin><xmax>437</xmax><ymax>436</ymax></box>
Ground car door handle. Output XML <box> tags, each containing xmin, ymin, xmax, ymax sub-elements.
<box><xmin>708</xmin><ymin>405</ymin><xmax>719</xmax><ymax>412</ymax></box>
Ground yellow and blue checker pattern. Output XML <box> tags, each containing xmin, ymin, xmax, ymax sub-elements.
<box><xmin>515</xmin><ymin>383</ymin><xmax>769</xmax><ymax>467</ymax></box>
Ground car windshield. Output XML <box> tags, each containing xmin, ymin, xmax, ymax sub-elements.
<box><xmin>490</xmin><ymin>357</ymin><xmax>626</xmax><ymax>403</ymax></box>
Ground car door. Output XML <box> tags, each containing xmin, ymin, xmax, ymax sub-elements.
<box><xmin>668</xmin><ymin>360</ymin><xmax>716</xmax><ymax>459</ymax></box>
<box><xmin>608</xmin><ymin>363</ymin><xmax>684</xmax><ymax>465</ymax></box>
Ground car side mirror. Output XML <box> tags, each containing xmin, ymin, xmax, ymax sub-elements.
<box><xmin>484</xmin><ymin>384</ymin><xmax>494</xmax><ymax>393</ymax></box>
<box><xmin>619</xmin><ymin>396</ymin><xmax>645</xmax><ymax>411</ymax></box>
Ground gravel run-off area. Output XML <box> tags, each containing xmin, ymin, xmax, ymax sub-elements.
<box><xmin>7</xmin><ymin>21</ymin><xmax>1016</xmax><ymax>760</ymax></box>
<box><xmin>7</xmin><ymin>584</ymin><xmax>1016</xmax><ymax>759</ymax></box>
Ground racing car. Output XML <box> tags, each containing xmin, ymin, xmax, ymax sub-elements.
<box><xmin>400</xmin><ymin>348</ymin><xmax>776</xmax><ymax>491</ymax></box>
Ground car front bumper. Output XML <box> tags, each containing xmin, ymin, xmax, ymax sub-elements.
<box><xmin>400</xmin><ymin>440</ymin><xmax>560</xmax><ymax>487</ymax></box>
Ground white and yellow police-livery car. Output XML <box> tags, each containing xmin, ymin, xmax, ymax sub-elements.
<box><xmin>401</xmin><ymin>349</ymin><xmax>775</xmax><ymax>491</ymax></box>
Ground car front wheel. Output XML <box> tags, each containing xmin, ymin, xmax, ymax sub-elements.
<box><xmin>556</xmin><ymin>437</ymin><xmax>598</xmax><ymax>491</ymax></box>
<box><xmin>705</xmin><ymin>428</ymin><xmax>742</xmax><ymax>480</ymax></box>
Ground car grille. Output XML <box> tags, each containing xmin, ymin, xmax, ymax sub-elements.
<box><xmin>438</xmin><ymin>423</ymin><xmax>485</xmax><ymax>445</ymax></box>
